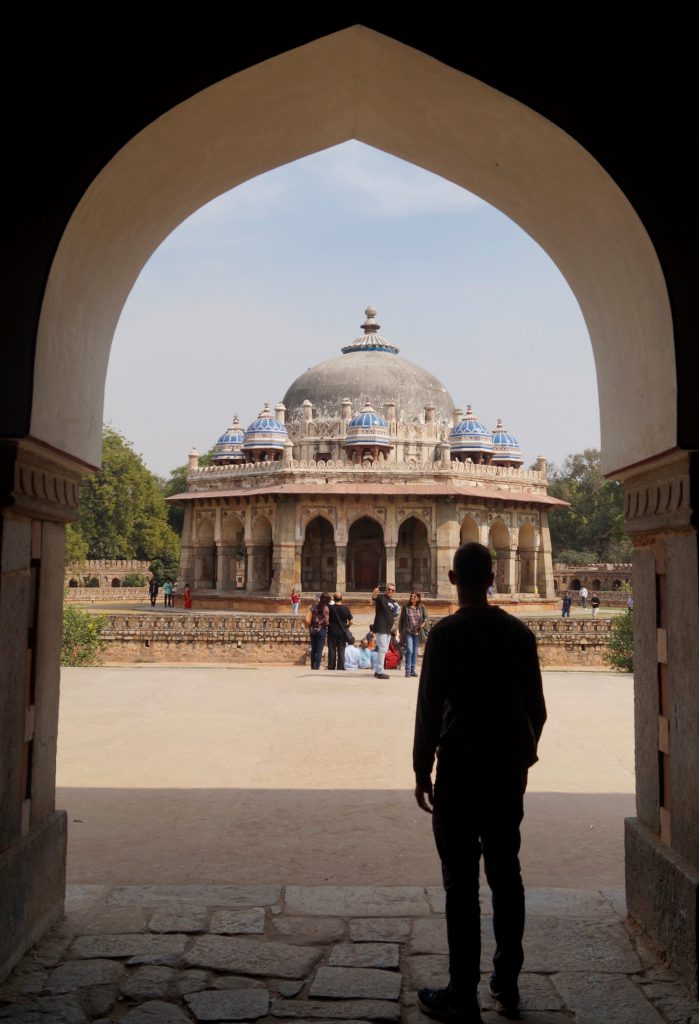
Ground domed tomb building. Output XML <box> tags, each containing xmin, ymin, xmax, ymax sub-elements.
<box><xmin>171</xmin><ymin>308</ymin><xmax>565</xmax><ymax>607</ymax></box>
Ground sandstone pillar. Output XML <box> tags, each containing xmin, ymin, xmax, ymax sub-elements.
<box><xmin>0</xmin><ymin>440</ymin><xmax>82</xmax><ymax>980</ymax></box>
<box><xmin>178</xmin><ymin>504</ymin><xmax>195</xmax><ymax>587</ymax></box>
<box><xmin>435</xmin><ymin>506</ymin><xmax>459</xmax><ymax>599</ymax></box>
<box><xmin>270</xmin><ymin>500</ymin><xmax>295</xmax><ymax>598</ymax></box>
<box><xmin>497</xmin><ymin>547</ymin><xmax>517</xmax><ymax>594</ymax></box>
<box><xmin>622</xmin><ymin>452</ymin><xmax>699</xmax><ymax>995</ymax></box>
<box><xmin>385</xmin><ymin>544</ymin><xmax>396</xmax><ymax>588</ymax></box>
<box><xmin>537</xmin><ymin>512</ymin><xmax>555</xmax><ymax>598</ymax></box>
<box><xmin>245</xmin><ymin>544</ymin><xmax>256</xmax><ymax>591</ymax></box>
<box><xmin>336</xmin><ymin>544</ymin><xmax>347</xmax><ymax>593</ymax></box>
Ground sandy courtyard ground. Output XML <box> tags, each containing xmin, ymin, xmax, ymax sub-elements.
<box><xmin>56</xmin><ymin>667</ymin><xmax>635</xmax><ymax>890</ymax></box>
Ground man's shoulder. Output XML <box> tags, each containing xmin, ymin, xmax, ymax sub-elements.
<box><xmin>431</xmin><ymin>605</ymin><xmax>533</xmax><ymax>640</ymax></box>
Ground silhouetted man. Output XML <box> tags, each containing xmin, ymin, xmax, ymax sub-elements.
<box><xmin>413</xmin><ymin>542</ymin><xmax>546</xmax><ymax>1023</ymax></box>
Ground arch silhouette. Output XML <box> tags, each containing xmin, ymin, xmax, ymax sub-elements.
<box><xmin>34</xmin><ymin>27</ymin><xmax>673</xmax><ymax>477</ymax></box>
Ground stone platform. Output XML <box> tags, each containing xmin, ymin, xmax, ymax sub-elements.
<box><xmin>2</xmin><ymin>885</ymin><xmax>697</xmax><ymax>1023</ymax></box>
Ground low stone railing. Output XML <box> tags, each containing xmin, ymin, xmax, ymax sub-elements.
<box><xmin>96</xmin><ymin>611</ymin><xmax>615</xmax><ymax>667</ymax></box>
<box><xmin>188</xmin><ymin>459</ymin><xmax>545</xmax><ymax>485</ymax></box>
<box><xmin>65</xmin><ymin>587</ymin><xmax>150</xmax><ymax>602</ymax></box>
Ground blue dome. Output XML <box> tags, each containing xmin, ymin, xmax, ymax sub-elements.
<box><xmin>345</xmin><ymin>401</ymin><xmax>392</xmax><ymax>448</ymax></box>
<box><xmin>243</xmin><ymin>404</ymin><xmax>289</xmax><ymax>450</ymax></box>
<box><xmin>491</xmin><ymin>419</ymin><xmax>522</xmax><ymax>464</ymax></box>
<box><xmin>449</xmin><ymin>405</ymin><xmax>494</xmax><ymax>454</ymax></box>
<box><xmin>212</xmin><ymin>415</ymin><xmax>245</xmax><ymax>461</ymax></box>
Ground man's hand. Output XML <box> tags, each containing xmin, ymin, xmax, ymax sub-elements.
<box><xmin>414</xmin><ymin>779</ymin><xmax>434</xmax><ymax>814</ymax></box>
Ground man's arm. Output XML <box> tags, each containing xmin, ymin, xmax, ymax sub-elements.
<box><xmin>521</xmin><ymin>628</ymin><xmax>546</xmax><ymax>742</ymax></box>
<box><xmin>412</xmin><ymin>633</ymin><xmax>446</xmax><ymax>813</ymax></box>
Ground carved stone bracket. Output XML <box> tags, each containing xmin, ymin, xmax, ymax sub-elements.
<box><xmin>619</xmin><ymin>451</ymin><xmax>697</xmax><ymax>538</ymax></box>
<box><xmin>0</xmin><ymin>438</ymin><xmax>85</xmax><ymax>523</ymax></box>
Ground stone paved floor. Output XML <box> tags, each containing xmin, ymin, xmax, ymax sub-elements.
<box><xmin>2</xmin><ymin>885</ymin><xmax>698</xmax><ymax>1023</ymax></box>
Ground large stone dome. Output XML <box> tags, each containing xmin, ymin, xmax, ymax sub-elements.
<box><xmin>282</xmin><ymin>307</ymin><xmax>455</xmax><ymax>424</ymax></box>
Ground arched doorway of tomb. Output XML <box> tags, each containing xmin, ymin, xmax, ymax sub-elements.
<box><xmin>460</xmin><ymin>515</ymin><xmax>480</xmax><ymax>545</ymax></box>
<box><xmin>195</xmin><ymin>517</ymin><xmax>216</xmax><ymax>589</ymax></box>
<box><xmin>517</xmin><ymin>521</ymin><xmax>537</xmax><ymax>594</ymax></box>
<box><xmin>592</xmin><ymin>578</ymin><xmax>602</xmax><ymax>590</ymax></box>
<box><xmin>301</xmin><ymin>516</ymin><xmax>337</xmax><ymax>594</ymax></box>
<box><xmin>347</xmin><ymin>517</ymin><xmax>386</xmax><ymax>591</ymax></box>
<box><xmin>396</xmin><ymin>516</ymin><xmax>431</xmax><ymax>593</ymax></box>
<box><xmin>250</xmin><ymin>516</ymin><xmax>273</xmax><ymax>591</ymax></box>
<box><xmin>220</xmin><ymin>514</ymin><xmax>246</xmax><ymax>590</ymax></box>
<box><xmin>489</xmin><ymin>519</ymin><xmax>513</xmax><ymax>594</ymax></box>
<box><xmin>571</xmin><ymin>578</ymin><xmax>581</xmax><ymax>591</ymax></box>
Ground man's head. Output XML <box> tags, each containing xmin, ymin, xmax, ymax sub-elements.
<box><xmin>449</xmin><ymin>543</ymin><xmax>494</xmax><ymax>602</ymax></box>
<box><xmin>386</xmin><ymin>584</ymin><xmax>396</xmax><ymax>596</ymax></box>
<box><xmin>334</xmin><ymin>593</ymin><xmax>342</xmax><ymax>603</ymax></box>
<box><xmin>360</xmin><ymin>638</ymin><xmax>369</xmax><ymax>649</ymax></box>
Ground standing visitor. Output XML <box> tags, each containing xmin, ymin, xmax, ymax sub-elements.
<box><xmin>291</xmin><ymin>588</ymin><xmax>301</xmax><ymax>615</ymax></box>
<box><xmin>183</xmin><ymin>583</ymin><xmax>192</xmax><ymax>609</ymax></box>
<box><xmin>580</xmin><ymin>585</ymin><xmax>588</xmax><ymax>610</ymax></box>
<box><xmin>399</xmin><ymin>591</ymin><xmax>427</xmax><ymax>678</ymax></box>
<box><xmin>627</xmin><ymin>594</ymin><xmax>634</xmax><ymax>611</ymax></box>
<box><xmin>413</xmin><ymin>542</ymin><xmax>546</xmax><ymax>1023</ymax></box>
<box><xmin>370</xmin><ymin>583</ymin><xmax>398</xmax><ymax>679</ymax></box>
<box><xmin>590</xmin><ymin>592</ymin><xmax>601</xmax><ymax>616</ymax></box>
<box><xmin>308</xmin><ymin>592</ymin><xmax>331</xmax><ymax>670</ymax></box>
<box><xmin>148</xmin><ymin>577</ymin><xmax>159</xmax><ymax>607</ymax></box>
<box><xmin>328</xmin><ymin>593</ymin><xmax>353</xmax><ymax>670</ymax></box>
<box><xmin>162</xmin><ymin>579</ymin><xmax>173</xmax><ymax>608</ymax></box>
<box><xmin>561</xmin><ymin>592</ymin><xmax>572</xmax><ymax>617</ymax></box>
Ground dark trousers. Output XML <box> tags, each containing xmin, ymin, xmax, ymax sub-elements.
<box><xmin>432</xmin><ymin>769</ymin><xmax>527</xmax><ymax>997</ymax></box>
<box><xmin>310</xmin><ymin>628</ymin><xmax>327</xmax><ymax>669</ymax></box>
<box><xmin>327</xmin><ymin>633</ymin><xmax>346</xmax><ymax>670</ymax></box>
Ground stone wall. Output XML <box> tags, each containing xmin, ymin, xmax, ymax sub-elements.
<box><xmin>64</xmin><ymin>559</ymin><xmax>150</xmax><ymax>587</ymax></box>
<box><xmin>98</xmin><ymin>611</ymin><xmax>616</xmax><ymax>668</ymax></box>
<box><xmin>64</xmin><ymin>587</ymin><xmax>149</xmax><ymax>603</ymax></box>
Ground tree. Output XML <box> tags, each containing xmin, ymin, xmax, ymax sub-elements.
<box><xmin>70</xmin><ymin>427</ymin><xmax>180</xmax><ymax>566</ymax></box>
<box><xmin>61</xmin><ymin>606</ymin><xmax>107</xmax><ymax>666</ymax></box>
<box><xmin>604</xmin><ymin>610</ymin><xmax>634</xmax><ymax>672</ymax></box>
<box><xmin>548</xmin><ymin>449</ymin><xmax>631</xmax><ymax>562</ymax></box>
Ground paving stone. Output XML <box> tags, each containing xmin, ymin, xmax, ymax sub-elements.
<box><xmin>285</xmin><ymin>886</ymin><xmax>429</xmax><ymax>918</ymax></box>
<box><xmin>479</xmin><ymin>972</ymin><xmax>563</xmax><ymax>1012</ymax></box>
<box><xmin>64</xmin><ymin>885</ymin><xmax>108</xmax><ymax>913</ymax></box>
<box><xmin>309</xmin><ymin>967</ymin><xmax>402</xmax><ymax>1001</ymax></box>
<box><xmin>186</xmin><ymin>935</ymin><xmax>321</xmax><ymax>978</ymax></box>
<box><xmin>121</xmin><ymin>965</ymin><xmax>176</xmax><ymax>998</ymax></box>
<box><xmin>185</xmin><ymin>988</ymin><xmax>270</xmax><ymax>1020</ymax></box>
<box><xmin>110</xmin><ymin>885</ymin><xmax>280</xmax><ymax>907</ymax></box>
<box><xmin>176</xmin><ymin>969</ymin><xmax>209</xmax><ymax>995</ymax></box>
<box><xmin>601</xmin><ymin>888</ymin><xmax>629</xmax><ymax>920</ymax></box>
<box><xmin>210</xmin><ymin>908</ymin><xmax>266</xmax><ymax>934</ymax></box>
<box><xmin>211</xmin><ymin>976</ymin><xmax>267</xmax><ymax>990</ymax></box>
<box><xmin>274</xmin><ymin>980</ymin><xmax>304</xmax><ymax>997</ymax></box>
<box><xmin>554</xmin><ymin>972</ymin><xmax>665</xmax><ymax>1023</ymax></box>
<box><xmin>348</xmin><ymin>919</ymin><xmax>411</xmax><ymax>944</ymax></box>
<box><xmin>68</xmin><ymin>933</ymin><xmax>188</xmax><ymax>960</ymax></box>
<box><xmin>526</xmin><ymin>887</ymin><xmax>617</xmax><ymax>919</ymax></box>
<box><xmin>524</xmin><ymin>917</ymin><xmax>642</xmax><ymax>973</ymax></box>
<box><xmin>128</xmin><ymin>953</ymin><xmax>182</xmax><ymax>967</ymax></box>
<box><xmin>122</xmin><ymin>1000</ymin><xmax>191</xmax><ymax>1023</ymax></box>
<box><xmin>634</xmin><ymin>981</ymin><xmax>699</xmax><ymax>1024</ymax></box>
<box><xmin>329</xmin><ymin>944</ymin><xmax>400</xmax><ymax>969</ymax></box>
<box><xmin>0</xmin><ymin>960</ymin><xmax>48</xmax><ymax>994</ymax></box>
<box><xmin>426</xmin><ymin>887</ymin><xmax>445</xmax><ymax>914</ymax></box>
<box><xmin>409</xmin><ymin>918</ymin><xmax>448</xmax><ymax>955</ymax></box>
<box><xmin>403</xmin><ymin>954</ymin><xmax>449</xmax><ymax>990</ymax></box>
<box><xmin>272</xmin><ymin>917</ymin><xmax>346</xmax><ymax>944</ymax></box>
<box><xmin>149</xmin><ymin>906</ymin><xmax>208</xmax><ymax>933</ymax></box>
<box><xmin>48</xmin><ymin>958</ymin><xmax>126</xmax><ymax>991</ymax></box>
<box><xmin>0</xmin><ymin>993</ymin><xmax>88</xmax><ymax>1022</ymax></box>
<box><xmin>271</xmin><ymin>998</ymin><xmax>400</xmax><ymax>1020</ymax></box>
<box><xmin>59</xmin><ymin>904</ymin><xmax>150</xmax><ymax>935</ymax></box>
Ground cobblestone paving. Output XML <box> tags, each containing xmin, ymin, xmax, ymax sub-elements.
<box><xmin>2</xmin><ymin>886</ymin><xmax>698</xmax><ymax>1022</ymax></box>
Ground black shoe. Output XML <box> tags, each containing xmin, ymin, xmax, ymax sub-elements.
<box><xmin>417</xmin><ymin>987</ymin><xmax>482</xmax><ymax>1022</ymax></box>
<box><xmin>411</xmin><ymin>670</ymin><xmax>419</xmax><ymax>677</ymax></box>
<box><xmin>374</xmin><ymin>672</ymin><xmax>390</xmax><ymax>679</ymax></box>
<box><xmin>489</xmin><ymin>978</ymin><xmax>520</xmax><ymax>1018</ymax></box>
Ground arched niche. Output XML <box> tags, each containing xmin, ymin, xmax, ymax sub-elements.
<box><xmin>196</xmin><ymin>517</ymin><xmax>216</xmax><ymax>589</ymax></box>
<box><xmin>396</xmin><ymin>515</ymin><xmax>431</xmax><ymax>593</ymax></box>
<box><xmin>301</xmin><ymin>516</ymin><xmax>337</xmax><ymax>594</ymax></box>
<box><xmin>250</xmin><ymin>516</ymin><xmax>273</xmax><ymax>591</ymax></box>
<box><xmin>347</xmin><ymin>516</ymin><xmax>386</xmax><ymax>591</ymax></box>
<box><xmin>517</xmin><ymin>521</ymin><xmax>537</xmax><ymax>594</ymax></box>
<box><xmin>460</xmin><ymin>516</ymin><xmax>480</xmax><ymax>545</ymax></box>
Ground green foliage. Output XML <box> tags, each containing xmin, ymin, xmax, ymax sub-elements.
<box><xmin>604</xmin><ymin>610</ymin><xmax>634</xmax><ymax>672</ymax></box>
<box><xmin>555</xmin><ymin>549</ymin><xmax>600</xmax><ymax>565</ymax></box>
<box><xmin>71</xmin><ymin>427</ymin><xmax>180</xmax><ymax>565</ymax></box>
<box><xmin>548</xmin><ymin>449</ymin><xmax>632</xmax><ymax>562</ymax></box>
<box><xmin>121</xmin><ymin>572</ymin><xmax>148</xmax><ymax>587</ymax></box>
<box><xmin>149</xmin><ymin>556</ymin><xmax>181</xmax><ymax>587</ymax></box>
<box><xmin>61</xmin><ymin>605</ymin><xmax>107</xmax><ymax>666</ymax></box>
<box><xmin>65</xmin><ymin>523</ymin><xmax>88</xmax><ymax>561</ymax></box>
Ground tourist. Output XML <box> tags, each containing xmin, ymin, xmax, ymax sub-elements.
<box><xmin>148</xmin><ymin>577</ymin><xmax>159</xmax><ymax>607</ymax></box>
<box><xmin>561</xmin><ymin>591</ymin><xmax>572</xmax><ymax>617</ymax></box>
<box><xmin>162</xmin><ymin>579</ymin><xmax>173</xmax><ymax>608</ymax></box>
<box><xmin>344</xmin><ymin>638</ymin><xmax>372</xmax><ymax>670</ymax></box>
<box><xmin>290</xmin><ymin>588</ymin><xmax>301</xmax><ymax>615</ymax></box>
<box><xmin>183</xmin><ymin>582</ymin><xmax>192</xmax><ymax>609</ymax></box>
<box><xmin>399</xmin><ymin>591</ymin><xmax>427</xmax><ymax>678</ymax></box>
<box><xmin>627</xmin><ymin>594</ymin><xmax>634</xmax><ymax>612</ymax></box>
<box><xmin>384</xmin><ymin>628</ymin><xmax>403</xmax><ymax>671</ymax></box>
<box><xmin>580</xmin><ymin>585</ymin><xmax>588</xmax><ymax>609</ymax></box>
<box><xmin>328</xmin><ymin>593</ymin><xmax>353</xmax><ymax>670</ymax></box>
<box><xmin>590</xmin><ymin>592</ymin><xmax>601</xmax><ymax>616</ymax></box>
<box><xmin>308</xmin><ymin>591</ymin><xmax>331</xmax><ymax>670</ymax></box>
<box><xmin>413</xmin><ymin>542</ymin><xmax>546</xmax><ymax>1022</ymax></box>
<box><xmin>370</xmin><ymin>583</ymin><xmax>398</xmax><ymax>679</ymax></box>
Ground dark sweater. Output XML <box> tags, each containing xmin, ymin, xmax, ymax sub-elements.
<box><xmin>413</xmin><ymin>605</ymin><xmax>546</xmax><ymax>784</ymax></box>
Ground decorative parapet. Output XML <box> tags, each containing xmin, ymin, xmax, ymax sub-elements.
<box><xmin>65</xmin><ymin>587</ymin><xmax>149</xmax><ymax>602</ymax></box>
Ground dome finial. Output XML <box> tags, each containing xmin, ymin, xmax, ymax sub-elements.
<box><xmin>362</xmin><ymin>306</ymin><xmax>380</xmax><ymax>334</ymax></box>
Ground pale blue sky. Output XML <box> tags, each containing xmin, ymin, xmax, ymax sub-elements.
<box><xmin>106</xmin><ymin>141</ymin><xmax>599</xmax><ymax>477</ymax></box>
